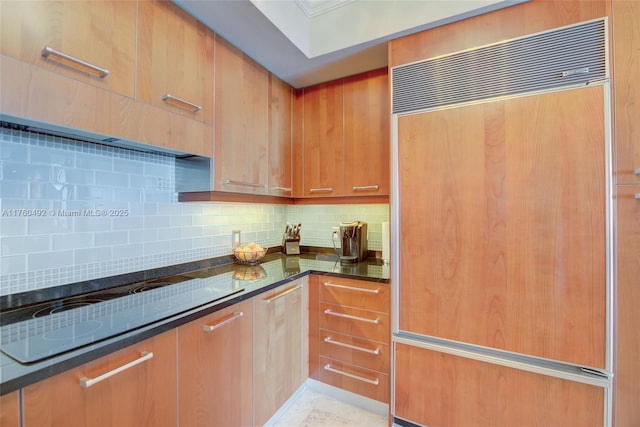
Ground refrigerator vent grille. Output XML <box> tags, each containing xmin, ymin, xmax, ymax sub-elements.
<box><xmin>391</xmin><ymin>18</ymin><xmax>607</xmax><ymax>114</ymax></box>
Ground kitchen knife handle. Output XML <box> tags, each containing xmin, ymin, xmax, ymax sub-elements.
<box><xmin>262</xmin><ymin>284</ymin><xmax>303</xmax><ymax>303</ymax></box>
<box><xmin>324</xmin><ymin>336</ymin><xmax>380</xmax><ymax>355</ymax></box>
<box><xmin>324</xmin><ymin>281</ymin><xmax>380</xmax><ymax>294</ymax></box>
<box><xmin>202</xmin><ymin>311</ymin><xmax>244</xmax><ymax>332</ymax></box>
<box><xmin>323</xmin><ymin>309</ymin><xmax>380</xmax><ymax>324</ymax></box>
<box><xmin>352</xmin><ymin>185</ymin><xmax>380</xmax><ymax>191</ymax></box>
<box><xmin>323</xmin><ymin>364</ymin><xmax>379</xmax><ymax>385</ymax></box>
<box><xmin>79</xmin><ymin>351</ymin><xmax>153</xmax><ymax>388</ymax></box>
<box><xmin>41</xmin><ymin>46</ymin><xmax>109</xmax><ymax>78</ymax></box>
<box><xmin>162</xmin><ymin>94</ymin><xmax>202</xmax><ymax>112</ymax></box>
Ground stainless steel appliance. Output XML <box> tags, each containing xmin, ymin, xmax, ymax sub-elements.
<box><xmin>334</xmin><ymin>221</ymin><xmax>368</xmax><ymax>263</ymax></box>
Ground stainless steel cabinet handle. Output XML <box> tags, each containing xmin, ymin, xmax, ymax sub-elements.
<box><xmin>271</xmin><ymin>186</ymin><xmax>292</xmax><ymax>193</ymax></box>
<box><xmin>635</xmin><ymin>193</ymin><xmax>640</xmax><ymax>200</ymax></box>
<box><xmin>202</xmin><ymin>311</ymin><xmax>244</xmax><ymax>332</ymax></box>
<box><xmin>352</xmin><ymin>185</ymin><xmax>379</xmax><ymax>191</ymax></box>
<box><xmin>223</xmin><ymin>179</ymin><xmax>267</xmax><ymax>189</ymax></box>
<box><xmin>323</xmin><ymin>363</ymin><xmax>379</xmax><ymax>385</ymax></box>
<box><xmin>262</xmin><ymin>284</ymin><xmax>303</xmax><ymax>303</ymax></box>
<box><xmin>634</xmin><ymin>168</ymin><xmax>640</xmax><ymax>176</ymax></box>
<box><xmin>323</xmin><ymin>308</ymin><xmax>380</xmax><ymax>324</ymax></box>
<box><xmin>162</xmin><ymin>94</ymin><xmax>202</xmax><ymax>112</ymax></box>
<box><xmin>324</xmin><ymin>281</ymin><xmax>380</xmax><ymax>294</ymax></box>
<box><xmin>79</xmin><ymin>351</ymin><xmax>153</xmax><ymax>388</ymax></box>
<box><xmin>41</xmin><ymin>46</ymin><xmax>109</xmax><ymax>78</ymax></box>
<box><xmin>309</xmin><ymin>187</ymin><xmax>333</xmax><ymax>193</ymax></box>
<box><xmin>324</xmin><ymin>336</ymin><xmax>380</xmax><ymax>355</ymax></box>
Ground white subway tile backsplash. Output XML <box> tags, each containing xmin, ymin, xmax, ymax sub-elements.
<box><xmin>0</xmin><ymin>127</ymin><xmax>388</xmax><ymax>296</ymax></box>
<box><xmin>0</xmin><ymin>255</ymin><xmax>27</xmax><ymax>275</ymax></box>
<box><xmin>94</xmin><ymin>231</ymin><xmax>128</xmax><ymax>247</ymax></box>
<box><xmin>52</xmin><ymin>233</ymin><xmax>93</xmax><ymax>251</ymax></box>
<box><xmin>28</xmin><ymin>250</ymin><xmax>74</xmax><ymax>270</ymax></box>
<box><xmin>2</xmin><ymin>235</ymin><xmax>51</xmax><ymax>255</ymax></box>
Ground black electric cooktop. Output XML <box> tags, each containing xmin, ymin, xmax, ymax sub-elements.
<box><xmin>0</xmin><ymin>272</ymin><xmax>244</xmax><ymax>364</ymax></box>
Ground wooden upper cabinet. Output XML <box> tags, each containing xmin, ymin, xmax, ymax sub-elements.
<box><xmin>214</xmin><ymin>36</ymin><xmax>269</xmax><ymax>193</ymax></box>
<box><xmin>613</xmin><ymin>0</ymin><xmax>640</xmax><ymax>184</ymax></box>
<box><xmin>302</xmin><ymin>80</ymin><xmax>344</xmax><ymax>197</ymax></box>
<box><xmin>344</xmin><ymin>68</ymin><xmax>389</xmax><ymax>196</ymax></box>
<box><xmin>0</xmin><ymin>0</ymin><xmax>136</xmax><ymax>98</ymax></box>
<box><xmin>22</xmin><ymin>330</ymin><xmax>177</xmax><ymax>427</ymax></box>
<box><xmin>269</xmin><ymin>74</ymin><xmax>293</xmax><ymax>197</ymax></box>
<box><xmin>137</xmin><ymin>0</ymin><xmax>214</xmax><ymax>124</ymax></box>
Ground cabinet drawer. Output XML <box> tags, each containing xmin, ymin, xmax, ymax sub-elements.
<box><xmin>319</xmin><ymin>276</ymin><xmax>389</xmax><ymax>313</ymax></box>
<box><xmin>319</xmin><ymin>329</ymin><xmax>389</xmax><ymax>373</ymax></box>
<box><xmin>319</xmin><ymin>356</ymin><xmax>389</xmax><ymax>403</ymax></box>
<box><xmin>320</xmin><ymin>302</ymin><xmax>390</xmax><ymax>344</ymax></box>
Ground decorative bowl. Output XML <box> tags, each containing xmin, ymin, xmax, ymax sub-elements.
<box><xmin>233</xmin><ymin>242</ymin><xmax>267</xmax><ymax>265</ymax></box>
<box><xmin>233</xmin><ymin>265</ymin><xmax>267</xmax><ymax>282</ymax></box>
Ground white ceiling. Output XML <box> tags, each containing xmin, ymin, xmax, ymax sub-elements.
<box><xmin>172</xmin><ymin>0</ymin><xmax>527</xmax><ymax>89</ymax></box>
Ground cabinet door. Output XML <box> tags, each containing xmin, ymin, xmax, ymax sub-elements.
<box><xmin>344</xmin><ymin>68</ymin><xmax>390</xmax><ymax>196</ymax></box>
<box><xmin>253</xmin><ymin>279</ymin><xmax>307</xmax><ymax>426</ymax></box>
<box><xmin>137</xmin><ymin>0</ymin><xmax>214</xmax><ymax>124</ymax></box>
<box><xmin>612</xmin><ymin>0</ymin><xmax>640</xmax><ymax>184</ymax></box>
<box><xmin>302</xmin><ymin>81</ymin><xmax>344</xmax><ymax>197</ymax></box>
<box><xmin>269</xmin><ymin>74</ymin><xmax>293</xmax><ymax>197</ymax></box>
<box><xmin>398</xmin><ymin>86</ymin><xmax>606</xmax><ymax>368</ymax></box>
<box><xmin>0</xmin><ymin>0</ymin><xmax>135</xmax><ymax>98</ymax></box>
<box><xmin>0</xmin><ymin>390</ymin><xmax>20</xmax><ymax>427</ymax></box>
<box><xmin>615</xmin><ymin>186</ymin><xmax>640</xmax><ymax>426</ymax></box>
<box><xmin>22</xmin><ymin>330</ymin><xmax>176</xmax><ymax>427</ymax></box>
<box><xmin>214</xmin><ymin>36</ymin><xmax>269</xmax><ymax>194</ymax></box>
<box><xmin>394</xmin><ymin>343</ymin><xmax>605</xmax><ymax>427</ymax></box>
<box><xmin>178</xmin><ymin>299</ymin><xmax>252</xmax><ymax>427</ymax></box>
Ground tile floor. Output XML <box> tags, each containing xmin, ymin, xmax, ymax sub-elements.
<box><xmin>271</xmin><ymin>387</ymin><xmax>389</xmax><ymax>427</ymax></box>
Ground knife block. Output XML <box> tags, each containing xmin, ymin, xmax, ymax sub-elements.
<box><xmin>283</xmin><ymin>238</ymin><xmax>300</xmax><ymax>255</ymax></box>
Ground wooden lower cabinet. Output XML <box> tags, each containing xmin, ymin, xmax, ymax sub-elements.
<box><xmin>0</xmin><ymin>390</ymin><xmax>20</xmax><ymax>427</ymax></box>
<box><xmin>178</xmin><ymin>299</ymin><xmax>253</xmax><ymax>427</ymax></box>
<box><xmin>615</xmin><ymin>186</ymin><xmax>640</xmax><ymax>427</ymax></box>
<box><xmin>22</xmin><ymin>330</ymin><xmax>177</xmax><ymax>427</ymax></box>
<box><xmin>394</xmin><ymin>343</ymin><xmax>605</xmax><ymax>427</ymax></box>
<box><xmin>253</xmin><ymin>278</ymin><xmax>308</xmax><ymax>426</ymax></box>
<box><xmin>310</xmin><ymin>275</ymin><xmax>391</xmax><ymax>403</ymax></box>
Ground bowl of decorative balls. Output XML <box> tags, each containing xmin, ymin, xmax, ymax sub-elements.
<box><xmin>233</xmin><ymin>242</ymin><xmax>267</xmax><ymax>265</ymax></box>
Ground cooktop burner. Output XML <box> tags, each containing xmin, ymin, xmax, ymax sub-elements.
<box><xmin>0</xmin><ymin>272</ymin><xmax>244</xmax><ymax>364</ymax></box>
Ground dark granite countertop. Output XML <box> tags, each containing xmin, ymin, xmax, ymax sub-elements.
<box><xmin>0</xmin><ymin>251</ymin><xmax>390</xmax><ymax>395</ymax></box>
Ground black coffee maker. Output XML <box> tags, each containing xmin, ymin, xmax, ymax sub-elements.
<box><xmin>334</xmin><ymin>221</ymin><xmax>368</xmax><ymax>263</ymax></box>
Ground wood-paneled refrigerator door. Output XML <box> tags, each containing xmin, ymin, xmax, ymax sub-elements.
<box><xmin>397</xmin><ymin>85</ymin><xmax>608</xmax><ymax>368</ymax></box>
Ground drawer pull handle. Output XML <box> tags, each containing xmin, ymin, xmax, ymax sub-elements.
<box><xmin>323</xmin><ymin>363</ymin><xmax>379</xmax><ymax>385</ymax></box>
<box><xmin>635</xmin><ymin>168</ymin><xmax>640</xmax><ymax>176</ymax></box>
<box><xmin>162</xmin><ymin>94</ymin><xmax>202</xmax><ymax>112</ymax></box>
<box><xmin>324</xmin><ymin>282</ymin><xmax>380</xmax><ymax>294</ymax></box>
<box><xmin>202</xmin><ymin>311</ymin><xmax>244</xmax><ymax>332</ymax></box>
<box><xmin>309</xmin><ymin>187</ymin><xmax>333</xmax><ymax>193</ymax></box>
<box><xmin>271</xmin><ymin>186</ymin><xmax>292</xmax><ymax>193</ymax></box>
<box><xmin>352</xmin><ymin>185</ymin><xmax>379</xmax><ymax>192</ymax></box>
<box><xmin>223</xmin><ymin>179</ymin><xmax>268</xmax><ymax>189</ymax></box>
<box><xmin>635</xmin><ymin>193</ymin><xmax>640</xmax><ymax>200</ymax></box>
<box><xmin>323</xmin><ymin>309</ymin><xmax>380</xmax><ymax>324</ymax></box>
<box><xmin>79</xmin><ymin>351</ymin><xmax>153</xmax><ymax>388</ymax></box>
<box><xmin>263</xmin><ymin>284</ymin><xmax>303</xmax><ymax>303</ymax></box>
<box><xmin>324</xmin><ymin>336</ymin><xmax>380</xmax><ymax>355</ymax></box>
<box><xmin>41</xmin><ymin>46</ymin><xmax>109</xmax><ymax>78</ymax></box>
